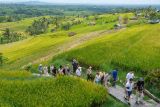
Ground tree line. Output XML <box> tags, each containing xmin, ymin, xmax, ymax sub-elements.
<box><xmin>2</xmin><ymin>4</ymin><xmax>159</xmax><ymax>23</ymax></box>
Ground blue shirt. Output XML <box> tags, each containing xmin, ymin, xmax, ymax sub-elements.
<box><xmin>38</xmin><ymin>66</ymin><xmax>43</xmax><ymax>71</ymax></box>
<box><xmin>112</xmin><ymin>70</ymin><xmax>118</xmax><ymax>80</ymax></box>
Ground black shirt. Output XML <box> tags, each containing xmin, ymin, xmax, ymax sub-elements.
<box><xmin>136</xmin><ymin>81</ymin><xmax>144</xmax><ymax>91</ymax></box>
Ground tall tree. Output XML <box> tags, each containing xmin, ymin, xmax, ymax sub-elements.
<box><xmin>26</xmin><ymin>17</ymin><xmax>50</xmax><ymax>35</ymax></box>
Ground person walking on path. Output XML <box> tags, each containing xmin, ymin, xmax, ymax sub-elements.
<box><xmin>52</xmin><ymin>66</ymin><xmax>57</xmax><ymax>76</ymax></box>
<box><xmin>72</xmin><ymin>59</ymin><xmax>78</xmax><ymax>73</ymax></box>
<box><xmin>126</xmin><ymin>71</ymin><xmax>135</xmax><ymax>82</ymax></box>
<box><xmin>87</xmin><ymin>66</ymin><xmax>92</xmax><ymax>81</ymax></box>
<box><xmin>50</xmin><ymin>65</ymin><xmax>54</xmax><ymax>74</ymax></box>
<box><xmin>125</xmin><ymin>71</ymin><xmax>135</xmax><ymax>98</ymax></box>
<box><xmin>43</xmin><ymin>65</ymin><xmax>49</xmax><ymax>76</ymax></box>
<box><xmin>76</xmin><ymin>66</ymin><xmax>82</xmax><ymax>77</ymax></box>
<box><xmin>58</xmin><ymin>65</ymin><xmax>64</xmax><ymax>75</ymax></box>
<box><xmin>100</xmin><ymin>72</ymin><xmax>105</xmax><ymax>85</ymax></box>
<box><xmin>38</xmin><ymin>64</ymin><xmax>43</xmax><ymax>76</ymax></box>
<box><xmin>94</xmin><ymin>72</ymin><xmax>101</xmax><ymax>84</ymax></box>
<box><xmin>125</xmin><ymin>78</ymin><xmax>134</xmax><ymax>105</ymax></box>
<box><xmin>104</xmin><ymin>72</ymin><xmax>111</xmax><ymax>87</ymax></box>
<box><xmin>135</xmin><ymin>78</ymin><xmax>145</xmax><ymax>105</ymax></box>
<box><xmin>65</xmin><ymin>64</ymin><xmax>71</xmax><ymax>75</ymax></box>
<box><xmin>112</xmin><ymin>69</ymin><xmax>118</xmax><ymax>87</ymax></box>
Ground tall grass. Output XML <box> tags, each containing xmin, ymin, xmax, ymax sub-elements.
<box><xmin>0</xmin><ymin>71</ymin><xmax>31</xmax><ymax>78</ymax></box>
<box><xmin>53</xmin><ymin>24</ymin><xmax>160</xmax><ymax>72</ymax></box>
<box><xmin>0</xmin><ymin>75</ymin><xmax>107</xmax><ymax>107</ymax></box>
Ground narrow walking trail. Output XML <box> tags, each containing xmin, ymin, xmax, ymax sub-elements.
<box><xmin>108</xmin><ymin>85</ymin><xmax>159</xmax><ymax>107</ymax></box>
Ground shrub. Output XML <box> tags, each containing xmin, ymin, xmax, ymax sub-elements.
<box><xmin>68</xmin><ymin>32</ymin><xmax>77</xmax><ymax>37</ymax></box>
<box><xmin>24</xmin><ymin>63</ymin><xmax>32</xmax><ymax>71</ymax></box>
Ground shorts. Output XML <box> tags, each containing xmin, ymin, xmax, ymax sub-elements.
<box><xmin>127</xmin><ymin>91</ymin><xmax>132</xmax><ymax>97</ymax></box>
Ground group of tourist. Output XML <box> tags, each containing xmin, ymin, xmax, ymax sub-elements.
<box><xmin>38</xmin><ymin>59</ymin><xmax>144</xmax><ymax>105</ymax></box>
<box><xmin>124</xmin><ymin>71</ymin><xmax>144</xmax><ymax>105</ymax></box>
<box><xmin>110</xmin><ymin>69</ymin><xmax>145</xmax><ymax>105</ymax></box>
<box><xmin>38</xmin><ymin>64</ymin><xmax>71</xmax><ymax>76</ymax></box>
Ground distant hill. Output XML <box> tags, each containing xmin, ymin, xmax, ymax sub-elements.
<box><xmin>0</xmin><ymin>1</ymin><xmax>52</xmax><ymax>5</ymax></box>
<box><xmin>16</xmin><ymin>1</ymin><xmax>52</xmax><ymax>5</ymax></box>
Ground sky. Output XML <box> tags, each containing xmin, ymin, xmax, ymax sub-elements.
<box><xmin>0</xmin><ymin>0</ymin><xmax>160</xmax><ymax>5</ymax></box>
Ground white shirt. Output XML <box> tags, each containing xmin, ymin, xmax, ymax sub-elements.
<box><xmin>126</xmin><ymin>73</ymin><xmax>134</xmax><ymax>82</ymax></box>
<box><xmin>50</xmin><ymin>66</ymin><xmax>54</xmax><ymax>71</ymax></box>
<box><xmin>104</xmin><ymin>74</ymin><xmax>110</xmax><ymax>81</ymax></box>
<box><xmin>87</xmin><ymin>69</ymin><xmax>92</xmax><ymax>74</ymax></box>
<box><xmin>43</xmin><ymin>66</ymin><xmax>49</xmax><ymax>75</ymax></box>
<box><xmin>95</xmin><ymin>75</ymin><xmax>101</xmax><ymax>82</ymax></box>
<box><xmin>76</xmin><ymin>69</ymin><xmax>81</xmax><ymax>76</ymax></box>
<box><xmin>125</xmin><ymin>82</ymin><xmax>134</xmax><ymax>91</ymax></box>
